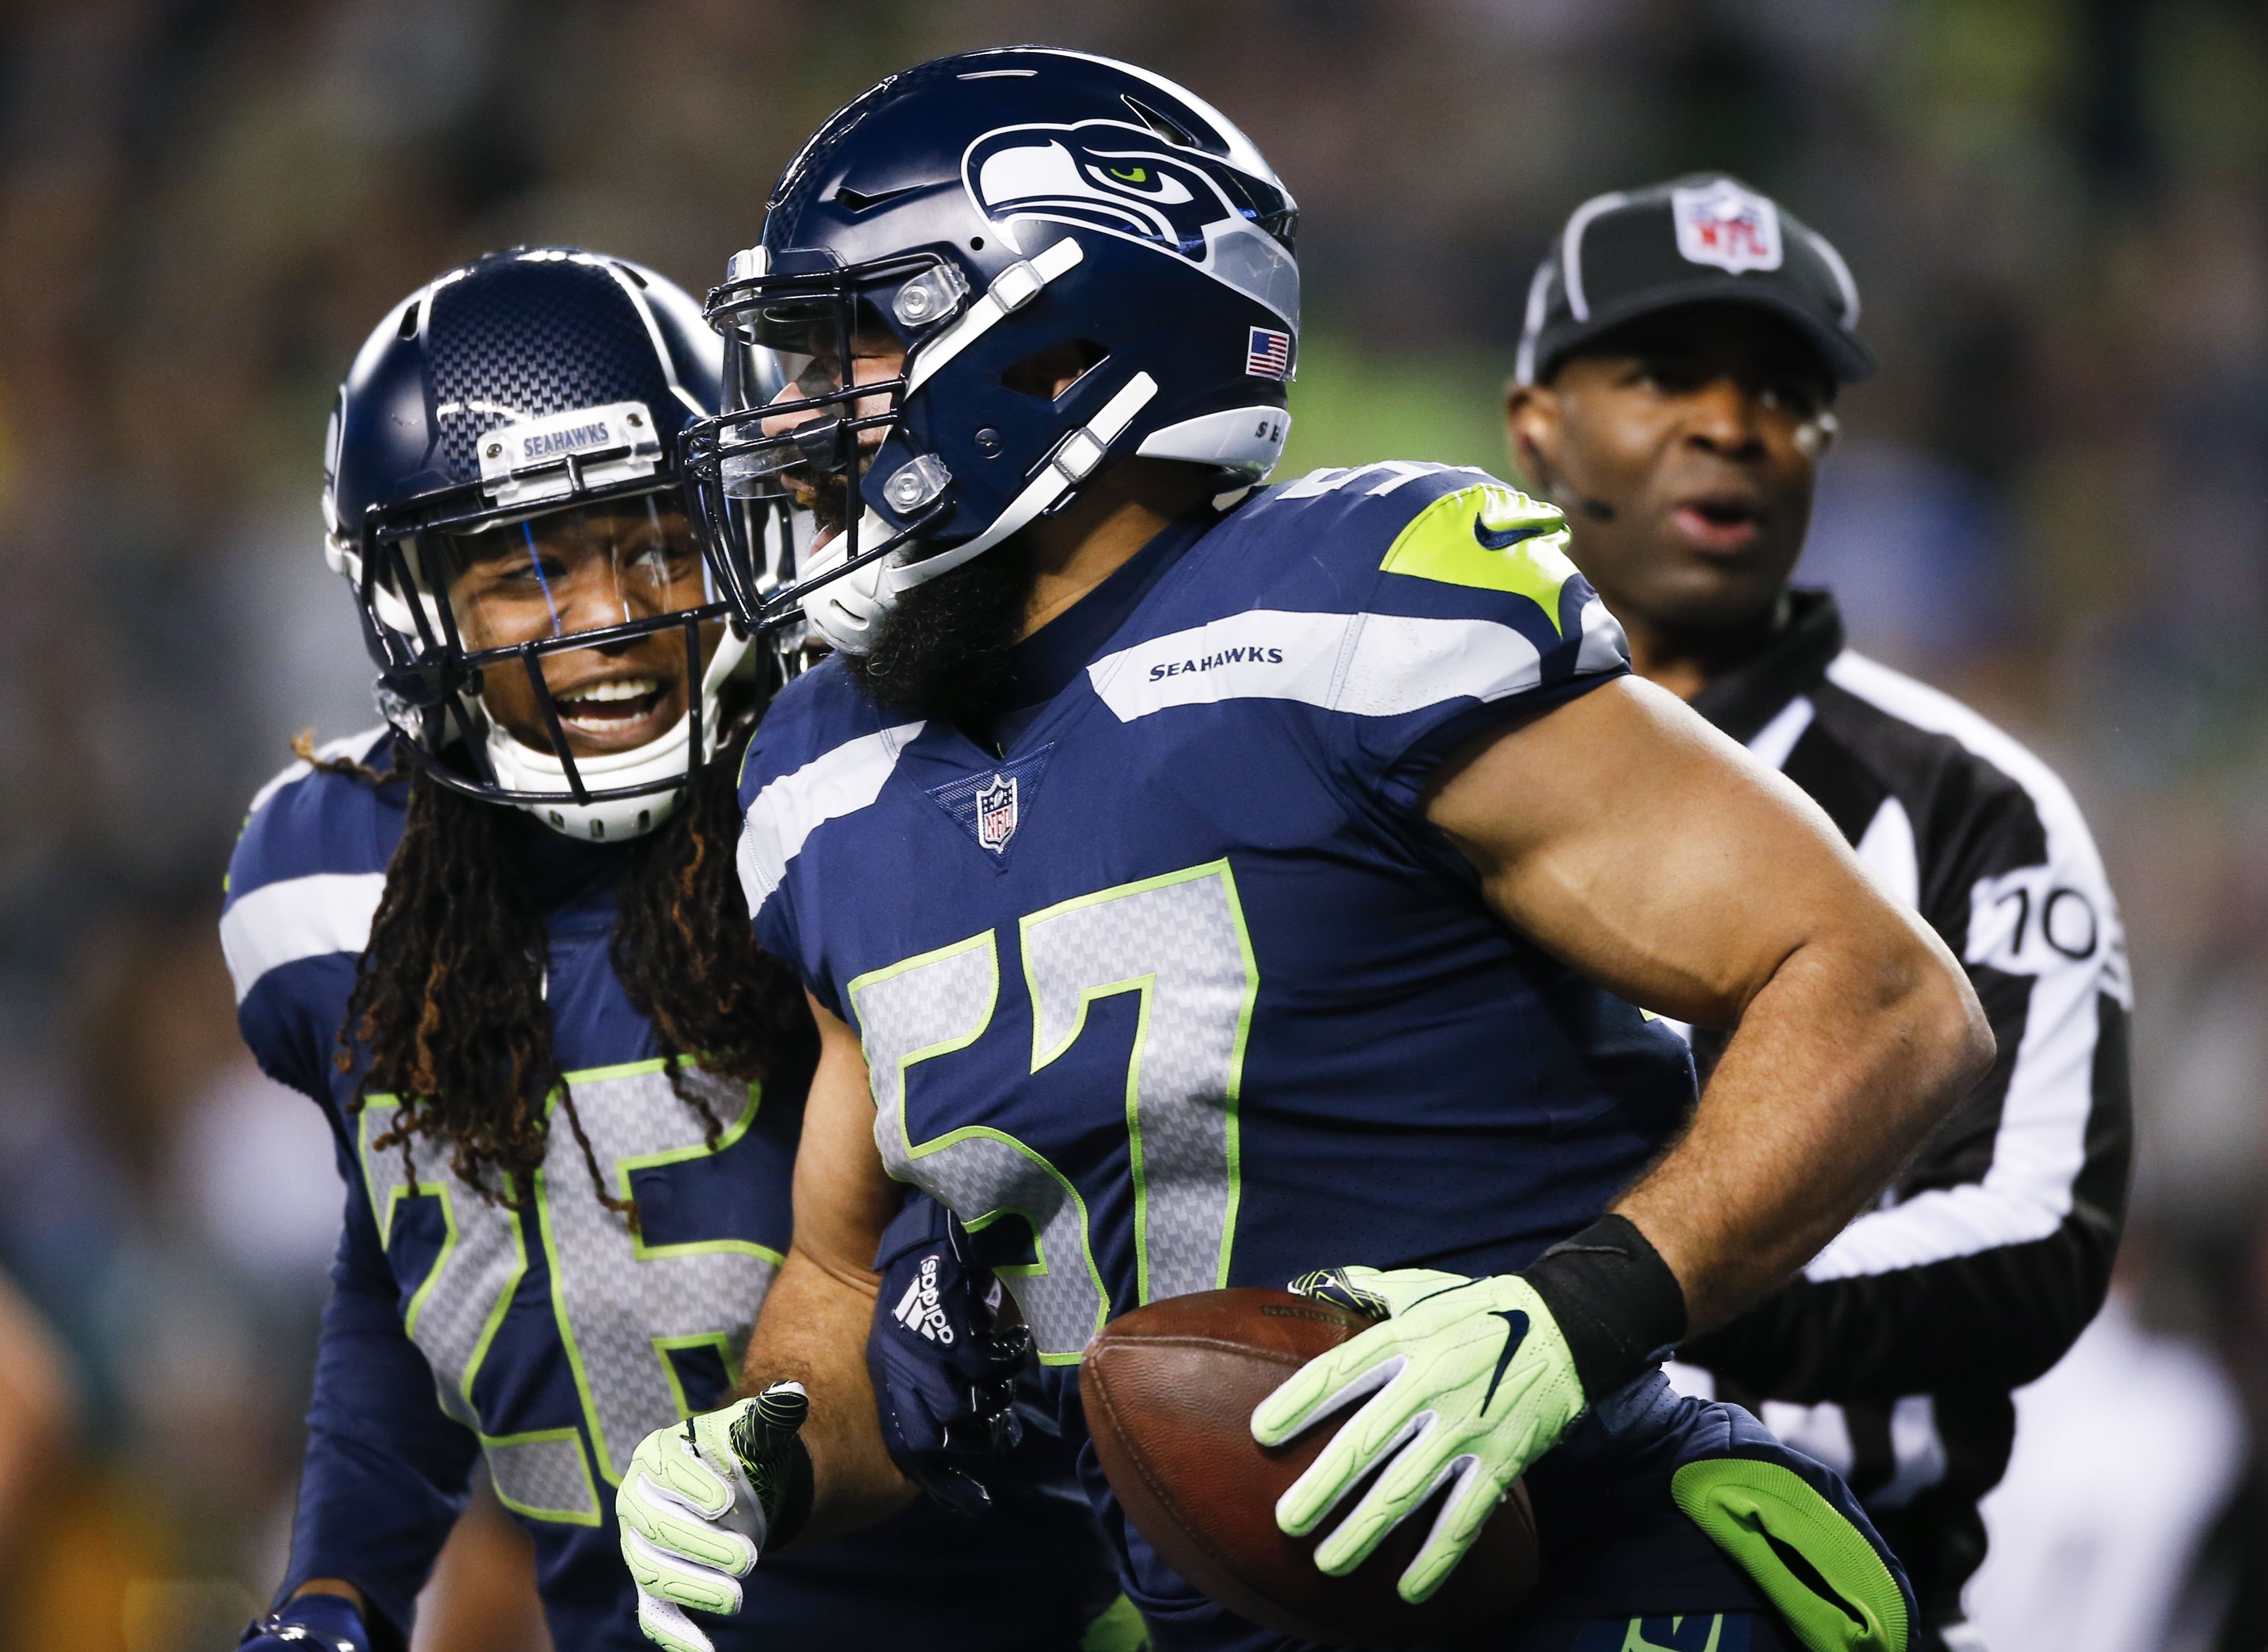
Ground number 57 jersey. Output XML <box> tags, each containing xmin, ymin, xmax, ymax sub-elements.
<box><xmin>738</xmin><ymin>464</ymin><xmax>1699</xmax><ymax>1373</ymax></box>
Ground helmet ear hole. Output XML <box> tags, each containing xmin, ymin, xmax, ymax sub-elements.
<box><xmin>1000</xmin><ymin>340</ymin><xmax>1108</xmax><ymax>403</ymax></box>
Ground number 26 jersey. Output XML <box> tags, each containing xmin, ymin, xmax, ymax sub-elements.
<box><xmin>223</xmin><ymin>736</ymin><xmax>1116</xmax><ymax>1650</ymax></box>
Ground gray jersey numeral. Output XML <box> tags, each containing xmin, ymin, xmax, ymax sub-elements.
<box><xmin>358</xmin><ymin>1063</ymin><xmax>779</xmax><ymax>1522</ymax></box>
<box><xmin>536</xmin><ymin>1064</ymin><xmax>781</xmax><ymax>1483</ymax></box>
<box><xmin>857</xmin><ymin>933</ymin><xmax>1110</xmax><ymax>1361</ymax></box>
<box><xmin>850</xmin><ymin>861</ymin><xmax>1258</xmax><ymax>1360</ymax></box>
<box><xmin>1022</xmin><ymin>861</ymin><xmax>1257</xmax><ymax>1304</ymax></box>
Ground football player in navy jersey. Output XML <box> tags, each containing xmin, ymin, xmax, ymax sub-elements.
<box><xmin>221</xmin><ymin>246</ymin><xmax>1123</xmax><ymax>1652</ymax></box>
<box><xmin>619</xmin><ymin>50</ymin><xmax>1993</xmax><ymax>1652</ymax></box>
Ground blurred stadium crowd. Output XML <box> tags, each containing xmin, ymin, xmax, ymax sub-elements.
<box><xmin>2</xmin><ymin>1</ymin><xmax>2266</xmax><ymax>1647</ymax></box>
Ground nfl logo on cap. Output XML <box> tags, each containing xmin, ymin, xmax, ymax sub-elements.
<box><xmin>976</xmin><ymin>774</ymin><xmax>1019</xmax><ymax>853</ymax></box>
<box><xmin>1671</xmin><ymin>178</ymin><xmax>1783</xmax><ymax>275</ymax></box>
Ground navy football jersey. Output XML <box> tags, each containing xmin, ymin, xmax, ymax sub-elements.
<box><xmin>222</xmin><ymin>734</ymin><xmax>1118</xmax><ymax>1652</ymax></box>
<box><xmin>737</xmin><ymin>463</ymin><xmax>1694</xmax><ymax>1368</ymax></box>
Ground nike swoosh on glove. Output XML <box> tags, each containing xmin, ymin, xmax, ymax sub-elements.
<box><xmin>617</xmin><ymin>1381</ymin><xmax>812</xmax><ymax>1652</ymax></box>
<box><xmin>1249</xmin><ymin>1266</ymin><xmax>1585</xmax><ymax>1606</ymax></box>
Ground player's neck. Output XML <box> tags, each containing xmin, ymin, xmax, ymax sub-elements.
<box><xmin>1613</xmin><ymin>593</ymin><xmax>1790</xmax><ymax>703</ymax></box>
<box><xmin>1018</xmin><ymin>460</ymin><xmax>1217</xmax><ymax>639</ymax></box>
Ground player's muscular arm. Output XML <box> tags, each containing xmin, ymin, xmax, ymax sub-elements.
<box><xmin>1425</xmin><ymin>675</ymin><xmax>1993</xmax><ymax>1330</ymax></box>
<box><xmin>736</xmin><ymin>990</ymin><xmax>914</xmax><ymax>1540</ymax></box>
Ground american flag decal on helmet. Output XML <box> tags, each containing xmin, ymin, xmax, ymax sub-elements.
<box><xmin>1245</xmin><ymin>326</ymin><xmax>1293</xmax><ymax>381</ymax></box>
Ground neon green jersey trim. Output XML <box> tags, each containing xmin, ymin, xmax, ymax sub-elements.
<box><xmin>1620</xmin><ymin>1616</ymin><xmax>1723</xmax><ymax>1652</ymax></box>
<box><xmin>1080</xmin><ymin>1593</ymin><xmax>1151</xmax><ymax>1652</ymax></box>
<box><xmin>479</xmin><ymin>1426</ymin><xmax>603</xmax><ymax>1526</ymax></box>
<box><xmin>1377</xmin><ymin>481</ymin><xmax>1577</xmax><ymax>632</ymax></box>
<box><xmin>1669</xmin><ymin>1458</ymin><xmax>1907</xmax><ymax>1652</ymax></box>
<box><xmin>651</xmin><ymin>1331</ymin><xmax>737</xmax><ymax>1423</ymax></box>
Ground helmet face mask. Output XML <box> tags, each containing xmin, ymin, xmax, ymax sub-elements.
<box><xmin>686</xmin><ymin>251</ymin><xmax>954</xmax><ymax>653</ymax></box>
<box><xmin>346</xmin><ymin>450</ymin><xmax>752</xmax><ymax>841</ymax></box>
<box><xmin>682</xmin><ymin>48</ymin><xmax>1304</xmax><ymax>656</ymax></box>
<box><xmin>428</xmin><ymin>497</ymin><xmax>725</xmax><ymax>775</ymax></box>
<box><xmin>717</xmin><ymin>279</ymin><xmax>936</xmax><ymax>528</ymax></box>
<box><xmin>326</xmin><ymin>247</ymin><xmax>803</xmax><ymax>841</ymax></box>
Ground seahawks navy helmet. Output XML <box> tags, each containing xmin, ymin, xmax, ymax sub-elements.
<box><xmin>684</xmin><ymin>47</ymin><xmax>1299</xmax><ymax>651</ymax></box>
<box><xmin>326</xmin><ymin>247</ymin><xmax>794</xmax><ymax>839</ymax></box>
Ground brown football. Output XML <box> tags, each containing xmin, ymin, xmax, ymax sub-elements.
<box><xmin>1081</xmin><ymin>1287</ymin><xmax>1539</xmax><ymax>1646</ymax></box>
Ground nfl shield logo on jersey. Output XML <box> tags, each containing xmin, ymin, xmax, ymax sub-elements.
<box><xmin>976</xmin><ymin>774</ymin><xmax>1019</xmax><ymax>853</ymax></box>
<box><xmin>1671</xmin><ymin>178</ymin><xmax>1783</xmax><ymax>274</ymax></box>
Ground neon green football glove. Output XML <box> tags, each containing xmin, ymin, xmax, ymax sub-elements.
<box><xmin>1253</xmin><ymin>1218</ymin><xmax>1690</xmax><ymax>1606</ymax></box>
<box><xmin>617</xmin><ymin>1381</ymin><xmax>813</xmax><ymax>1652</ymax></box>
<box><xmin>1250</xmin><ymin>1266</ymin><xmax>1586</xmax><ymax>1604</ymax></box>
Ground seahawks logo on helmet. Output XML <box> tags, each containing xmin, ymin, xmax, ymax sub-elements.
<box><xmin>963</xmin><ymin>119</ymin><xmax>1299</xmax><ymax>325</ymax></box>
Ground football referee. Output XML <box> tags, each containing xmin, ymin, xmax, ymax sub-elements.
<box><xmin>1505</xmin><ymin>175</ymin><xmax>2133</xmax><ymax>1652</ymax></box>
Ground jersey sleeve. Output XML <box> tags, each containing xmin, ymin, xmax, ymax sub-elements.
<box><xmin>734</xmin><ymin>665</ymin><xmax>913</xmax><ymax>1020</ymax></box>
<box><xmin>226</xmin><ymin>806</ymin><xmax>331</xmax><ymax>1099</ymax></box>
<box><xmin>1682</xmin><ymin>764</ymin><xmax>2133</xmax><ymax>1400</ymax></box>
<box><xmin>1281</xmin><ymin>468</ymin><xmax>1631</xmax><ymax>816</ymax></box>
<box><xmin>222</xmin><ymin>739</ymin><xmax>395</xmax><ymax>1097</ymax></box>
<box><xmin>277</xmin><ymin>1165</ymin><xmax>480</xmax><ymax>1648</ymax></box>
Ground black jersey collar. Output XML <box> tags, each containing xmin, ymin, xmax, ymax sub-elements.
<box><xmin>1688</xmin><ymin>587</ymin><xmax>1845</xmax><ymax>745</ymax></box>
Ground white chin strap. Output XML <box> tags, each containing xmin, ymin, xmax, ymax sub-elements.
<box><xmin>795</xmin><ymin>513</ymin><xmax>900</xmax><ymax>655</ymax></box>
<box><xmin>484</xmin><ymin>624</ymin><xmax>752</xmax><ymax>841</ymax></box>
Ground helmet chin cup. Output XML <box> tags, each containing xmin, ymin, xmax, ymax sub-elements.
<box><xmin>795</xmin><ymin>510</ymin><xmax>898</xmax><ymax>655</ymax></box>
<box><xmin>484</xmin><ymin>621</ymin><xmax>753</xmax><ymax>841</ymax></box>
<box><xmin>487</xmin><ymin>718</ymin><xmax>691</xmax><ymax>841</ymax></box>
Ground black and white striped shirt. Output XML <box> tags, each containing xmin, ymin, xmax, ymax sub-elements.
<box><xmin>1665</xmin><ymin>590</ymin><xmax>2133</xmax><ymax>1632</ymax></box>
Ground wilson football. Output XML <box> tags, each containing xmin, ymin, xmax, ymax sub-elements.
<box><xmin>1081</xmin><ymin>1287</ymin><xmax>1539</xmax><ymax>1646</ymax></box>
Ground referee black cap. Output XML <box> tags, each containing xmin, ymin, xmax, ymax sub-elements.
<box><xmin>1515</xmin><ymin>174</ymin><xmax>1875</xmax><ymax>387</ymax></box>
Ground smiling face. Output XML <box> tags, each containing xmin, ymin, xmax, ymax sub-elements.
<box><xmin>1506</xmin><ymin>303</ymin><xmax>1836</xmax><ymax>657</ymax></box>
<box><xmin>439</xmin><ymin>495</ymin><xmax>724</xmax><ymax>757</ymax></box>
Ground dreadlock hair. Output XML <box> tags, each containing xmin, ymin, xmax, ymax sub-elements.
<box><xmin>312</xmin><ymin>704</ymin><xmax>811</xmax><ymax>1228</ymax></box>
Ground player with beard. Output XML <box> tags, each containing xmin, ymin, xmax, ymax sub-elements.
<box><xmin>1504</xmin><ymin>177</ymin><xmax>2132</xmax><ymax>1651</ymax></box>
<box><xmin>220</xmin><ymin>247</ymin><xmax>1123</xmax><ymax>1652</ymax></box>
<box><xmin>615</xmin><ymin>52</ymin><xmax>1995</xmax><ymax>1652</ymax></box>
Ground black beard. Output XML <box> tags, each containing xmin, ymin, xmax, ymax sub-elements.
<box><xmin>845</xmin><ymin>543</ymin><xmax>1035</xmax><ymax>726</ymax></box>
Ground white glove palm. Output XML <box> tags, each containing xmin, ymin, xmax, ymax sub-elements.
<box><xmin>616</xmin><ymin>1381</ymin><xmax>808</xmax><ymax>1652</ymax></box>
